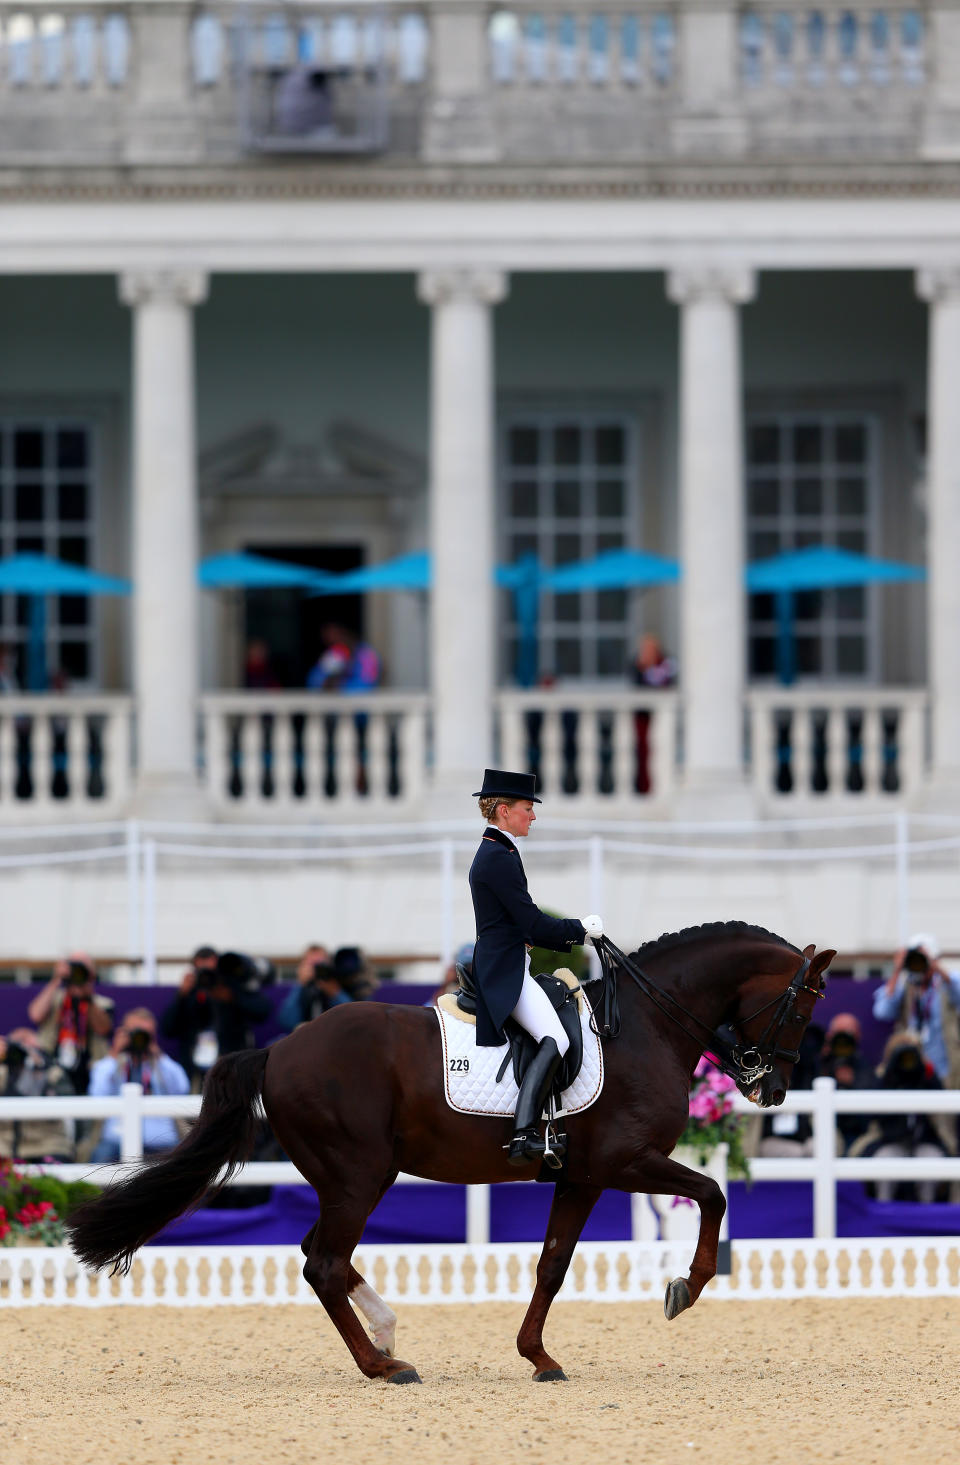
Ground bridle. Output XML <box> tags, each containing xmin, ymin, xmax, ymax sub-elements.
<box><xmin>590</xmin><ymin>934</ymin><xmax>826</xmax><ymax>1092</ymax></box>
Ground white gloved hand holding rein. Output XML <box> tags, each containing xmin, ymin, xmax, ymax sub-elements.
<box><xmin>581</xmin><ymin>914</ymin><xmax>604</xmax><ymax>940</ymax></box>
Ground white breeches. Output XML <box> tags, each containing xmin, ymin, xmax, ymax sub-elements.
<box><xmin>510</xmin><ymin>971</ymin><xmax>570</xmax><ymax>1057</ymax></box>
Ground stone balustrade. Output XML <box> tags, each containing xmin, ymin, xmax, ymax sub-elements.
<box><xmin>0</xmin><ymin>0</ymin><xmax>949</xmax><ymax>166</ymax></box>
<box><xmin>0</xmin><ymin>695</ymin><xmax>133</xmax><ymax>818</ymax></box>
<box><xmin>746</xmin><ymin>686</ymin><xmax>928</xmax><ymax>806</ymax></box>
<box><xmin>199</xmin><ymin>691</ymin><xmax>430</xmax><ymax>814</ymax></box>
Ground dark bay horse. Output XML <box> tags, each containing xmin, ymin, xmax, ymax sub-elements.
<box><xmin>67</xmin><ymin>922</ymin><xmax>833</xmax><ymax>1383</ymax></box>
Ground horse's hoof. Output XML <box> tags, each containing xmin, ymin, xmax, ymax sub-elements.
<box><xmin>387</xmin><ymin>1367</ymin><xmax>422</xmax><ymax>1385</ymax></box>
<box><xmin>663</xmin><ymin>1277</ymin><xmax>691</xmax><ymax>1321</ymax></box>
<box><xmin>534</xmin><ymin>1368</ymin><xmax>568</xmax><ymax>1382</ymax></box>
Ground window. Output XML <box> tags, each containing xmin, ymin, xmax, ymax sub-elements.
<box><xmin>500</xmin><ymin>410</ymin><xmax>638</xmax><ymax>680</ymax></box>
<box><xmin>0</xmin><ymin>419</ymin><xmax>97</xmax><ymax>687</ymax></box>
<box><xmin>746</xmin><ymin>412</ymin><xmax>878</xmax><ymax>680</ymax></box>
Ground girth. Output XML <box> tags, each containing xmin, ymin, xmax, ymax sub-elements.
<box><xmin>455</xmin><ymin>964</ymin><xmax>585</xmax><ymax>1094</ymax></box>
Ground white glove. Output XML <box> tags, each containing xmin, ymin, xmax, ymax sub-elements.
<box><xmin>581</xmin><ymin>914</ymin><xmax>604</xmax><ymax>940</ymax></box>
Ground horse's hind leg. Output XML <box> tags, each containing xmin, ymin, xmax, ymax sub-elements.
<box><xmin>516</xmin><ymin>1182</ymin><xmax>602</xmax><ymax>1381</ymax></box>
<box><xmin>302</xmin><ymin>1186</ymin><xmax>419</xmax><ymax>1384</ymax></box>
<box><xmin>627</xmin><ymin>1149</ymin><xmax>726</xmax><ymax>1320</ymax></box>
<box><xmin>347</xmin><ymin>1264</ymin><xmax>397</xmax><ymax>1358</ymax></box>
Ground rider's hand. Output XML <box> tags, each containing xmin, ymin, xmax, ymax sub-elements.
<box><xmin>581</xmin><ymin>914</ymin><xmax>604</xmax><ymax>940</ymax></box>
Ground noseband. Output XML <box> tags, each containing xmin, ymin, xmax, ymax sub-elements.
<box><xmin>591</xmin><ymin>936</ymin><xmax>825</xmax><ymax>1092</ymax></box>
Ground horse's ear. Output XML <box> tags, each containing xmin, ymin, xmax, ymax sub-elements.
<box><xmin>802</xmin><ymin>943</ymin><xmax>816</xmax><ymax>959</ymax></box>
<box><xmin>811</xmin><ymin>948</ymin><xmax>837</xmax><ymax>975</ymax></box>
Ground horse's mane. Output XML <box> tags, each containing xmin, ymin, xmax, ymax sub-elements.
<box><xmin>631</xmin><ymin>920</ymin><xmax>801</xmax><ymax>964</ymax></box>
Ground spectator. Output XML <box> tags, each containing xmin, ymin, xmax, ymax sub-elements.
<box><xmin>873</xmin><ymin>933</ymin><xmax>960</xmax><ymax>1094</ymax></box>
<box><xmin>160</xmin><ymin>947</ymin><xmax>271</xmax><ymax>1086</ymax></box>
<box><xmin>88</xmin><ymin>1009</ymin><xmax>189</xmax><ymax>1164</ymax></box>
<box><xmin>0</xmin><ymin>642</ymin><xmax>18</xmax><ymax>692</ymax></box>
<box><xmin>279</xmin><ymin>943</ymin><xmax>353</xmax><ymax>1032</ymax></box>
<box><xmin>0</xmin><ymin>1027</ymin><xmax>74</xmax><ymax>1162</ymax></box>
<box><xmin>331</xmin><ymin>945</ymin><xmax>377</xmax><ymax>1000</ymax></box>
<box><xmin>848</xmin><ymin>1031</ymin><xmax>952</xmax><ymax>1202</ymax></box>
<box><xmin>630</xmin><ymin>632</ymin><xmax>677</xmax><ymax>794</ymax></box>
<box><xmin>28</xmin><ymin>954</ymin><xmax>114</xmax><ymax>1094</ymax></box>
<box><xmin>306</xmin><ymin>624</ymin><xmax>353</xmax><ymax>690</ymax></box>
<box><xmin>818</xmin><ymin>1012</ymin><xmax>873</xmax><ymax>1151</ymax></box>
<box><xmin>244</xmin><ymin>638</ymin><xmax>281</xmax><ymax>691</ymax></box>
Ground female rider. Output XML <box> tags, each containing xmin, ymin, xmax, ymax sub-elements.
<box><xmin>469</xmin><ymin>768</ymin><xmax>603</xmax><ymax>1165</ymax></box>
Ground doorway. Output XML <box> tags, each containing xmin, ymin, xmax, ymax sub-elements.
<box><xmin>243</xmin><ymin>543</ymin><xmax>364</xmax><ymax>687</ymax></box>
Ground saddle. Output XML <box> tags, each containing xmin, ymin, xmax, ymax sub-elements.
<box><xmin>455</xmin><ymin>963</ymin><xmax>585</xmax><ymax>1096</ymax></box>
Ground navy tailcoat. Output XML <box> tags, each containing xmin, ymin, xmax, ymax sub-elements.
<box><xmin>468</xmin><ymin>826</ymin><xmax>586</xmax><ymax>1047</ymax></box>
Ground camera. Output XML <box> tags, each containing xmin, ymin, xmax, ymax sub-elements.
<box><xmin>216</xmin><ymin>951</ymin><xmax>275</xmax><ymax>991</ymax></box>
<box><xmin>904</xmin><ymin>947</ymin><xmax>930</xmax><ymax>978</ymax></box>
<box><xmin>4</xmin><ymin>1038</ymin><xmax>29</xmax><ymax>1070</ymax></box>
<box><xmin>67</xmin><ymin>960</ymin><xmax>92</xmax><ymax>987</ymax></box>
<box><xmin>126</xmin><ymin>1028</ymin><xmax>152</xmax><ymax>1056</ymax></box>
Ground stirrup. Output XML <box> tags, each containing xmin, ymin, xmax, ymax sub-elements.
<box><xmin>505</xmin><ymin>1124</ymin><xmax>567</xmax><ymax>1169</ymax></box>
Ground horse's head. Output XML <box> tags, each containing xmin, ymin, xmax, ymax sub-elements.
<box><xmin>726</xmin><ymin>943</ymin><xmax>835</xmax><ymax>1108</ymax></box>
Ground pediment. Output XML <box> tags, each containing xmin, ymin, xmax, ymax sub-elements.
<box><xmin>199</xmin><ymin>419</ymin><xmax>424</xmax><ymax>498</ymax></box>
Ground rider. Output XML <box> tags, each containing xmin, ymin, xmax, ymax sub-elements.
<box><xmin>469</xmin><ymin>768</ymin><xmax>603</xmax><ymax>1166</ymax></box>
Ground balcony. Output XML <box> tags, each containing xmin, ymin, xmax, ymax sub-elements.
<box><xmin>0</xmin><ymin>1</ymin><xmax>951</xmax><ymax>172</ymax></box>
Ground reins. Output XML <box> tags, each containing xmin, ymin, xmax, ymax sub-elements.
<box><xmin>589</xmin><ymin>934</ymin><xmax>824</xmax><ymax>1091</ymax></box>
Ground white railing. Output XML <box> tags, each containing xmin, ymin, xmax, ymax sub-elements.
<box><xmin>740</xmin><ymin>5</ymin><xmax>926</xmax><ymax>95</ymax></box>
<box><xmin>199</xmin><ymin>692</ymin><xmax>429</xmax><ymax>814</ymax></box>
<box><xmin>746</xmin><ymin>687</ymin><xmax>927</xmax><ymax>806</ymax></box>
<box><xmin>4</xmin><ymin>1077</ymin><xmax>959</xmax><ymax>1246</ymax></box>
<box><xmin>496</xmin><ymin>689</ymin><xmax>679</xmax><ymax>807</ymax></box>
<box><xmin>5</xmin><ymin>1235</ymin><xmax>960</xmax><ymax>1305</ymax></box>
<box><xmin>0</xmin><ymin>696</ymin><xmax>133</xmax><ymax>820</ymax></box>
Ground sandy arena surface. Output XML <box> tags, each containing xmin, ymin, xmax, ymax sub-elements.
<box><xmin>2</xmin><ymin>1298</ymin><xmax>958</xmax><ymax>1465</ymax></box>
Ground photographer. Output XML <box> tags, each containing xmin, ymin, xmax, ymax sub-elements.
<box><xmin>278</xmin><ymin>943</ymin><xmax>353</xmax><ymax>1032</ymax></box>
<box><xmin>873</xmin><ymin>933</ymin><xmax>960</xmax><ymax>1090</ymax></box>
<box><xmin>818</xmin><ymin>1013</ymin><xmax>873</xmax><ymax>1152</ymax></box>
<box><xmin>0</xmin><ymin>1027</ymin><xmax>75</xmax><ymax>1162</ymax></box>
<box><xmin>27</xmin><ymin>954</ymin><xmax>114</xmax><ymax>1094</ymax></box>
<box><xmin>849</xmin><ymin>1032</ymin><xmax>951</xmax><ymax>1202</ymax></box>
<box><xmin>161</xmin><ymin>946</ymin><xmax>272</xmax><ymax>1084</ymax></box>
<box><xmin>88</xmin><ymin>1009</ymin><xmax>189</xmax><ymax>1163</ymax></box>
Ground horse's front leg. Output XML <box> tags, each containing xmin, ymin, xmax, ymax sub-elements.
<box><xmin>516</xmin><ymin>1182</ymin><xmax>602</xmax><ymax>1381</ymax></box>
<box><xmin>627</xmin><ymin>1149</ymin><xmax>726</xmax><ymax>1320</ymax></box>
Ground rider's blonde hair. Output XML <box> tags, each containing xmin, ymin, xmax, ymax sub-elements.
<box><xmin>479</xmin><ymin>795</ymin><xmax>519</xmax><ymax>822</ymax></box>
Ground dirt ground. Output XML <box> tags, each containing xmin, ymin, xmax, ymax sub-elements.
<box><xmin>2</xmin><ymin>1298</ymin><xmax>958</xmax><ymax>1465</ymax></box>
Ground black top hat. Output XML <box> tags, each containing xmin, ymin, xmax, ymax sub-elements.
<box><xmin>472</xmin><ymin>768</ymin><xmax>541</xmax><ymax>803</ymax></box>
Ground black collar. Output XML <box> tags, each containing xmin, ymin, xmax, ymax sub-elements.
<box><xmin>482</xmin><ymin>826</ymin><xmax>521</xmax><ymax>855</ymax></box>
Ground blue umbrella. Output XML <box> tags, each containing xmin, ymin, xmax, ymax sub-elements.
<box><xmin>309</xmin><ymin>550</ymin><xmax>430</xmax><ymax>595</ymax></box>
<box><xmin>0</xmin><ymin>553</ymin><xmax>131</xmax><ymax>691</ymax></box>
<box><xmin>746</xmin><ymin>545</ymin><xmax>926</xmax><ymax>684</ymax></box>
<box><xmin>496</xmin><ymin>554</ymin><xmax>541</xmax><ymax>687</ymax></box>
<box><xmin>543</xmin><ymin>547</ymin><xmax>680</xmax><ymax>593</ymax></box>
<box><xmin>198</xmin><ymin>550</ymin><xmax>332</xmax><ymax>589</ymax></box>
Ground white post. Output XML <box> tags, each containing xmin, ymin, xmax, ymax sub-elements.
<box><xmin>142</xmin><ymin>837</ymin><xmax>158</xmax><ymax>985</ymax></box>
<box><xmin>812</xmin><ymin>1076</ymin><xmax>837</xmax><ymax>1239</ymax></box>
<box><xmin>895</xmin><ymin>809</ymin><xmax>911</xmax><ymax>946</ymax></box>
<box><xmin>466</xmin><ymin>1183</ymin><xmax>491</xmax><ymax>1245</ymax></box>
<box><xmin>120</xmin><ymin>1081</ymin><xmax>145</xmax><ymax>1162</ymax></box>
<box><xmin>120</xmin><ymin>269</ymin><xmax>208</xmax><ymax>816</ymax></box>
<box><xmin>440</xmin><ymin>837</ymin><xmax>456</xmax><ymax>971</ymax></box>
<box><xmin>417</xmin><ymin>269</ymin><xmax>508</xmax><ymax>798</ymax></box>
<box><xmin>916</xmin><ymin>268</ymin><xmax>960</xmax><ymax>803</ymax></box>
<box><xmin>668</xmin><ymin>266</ymin><xmax>756</xmax><ymax>811</ymax></box>
<box><xmin>125</xmin><ymin>818</ymin><xmax>141</xmax><ymax>965</ymax></box>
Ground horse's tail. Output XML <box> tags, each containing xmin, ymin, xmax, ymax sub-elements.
<box><xmin>66</xmin><ymin>1047</ymin><xmax>269</xmax><ymax>1275</ymax></box>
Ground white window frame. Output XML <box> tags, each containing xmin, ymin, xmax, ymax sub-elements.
<box><xmin>499</xmin><ymin>406</ymin><xmax>640</xmax><ymax>683</ymax></box>
<box><xmin>746</xmin><ymin>409</ymin><xmax>880</xmax><ymax>683</ymax></box>
<box><xmin>0</xmin><ymin>415</ymin><xmax>100</xmax><ymax>689</ymax></box>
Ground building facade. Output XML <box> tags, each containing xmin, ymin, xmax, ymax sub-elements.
<box><xmin>0</xmin><ymin>3</ymin><xmax>959</xmax><ymax>957</ymax></box>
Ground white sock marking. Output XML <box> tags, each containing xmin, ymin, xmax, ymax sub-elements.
<box><xmin>349</xmin><ymin>1278</ymin><xmax>397</xmax><ymax>1357</ymax></box>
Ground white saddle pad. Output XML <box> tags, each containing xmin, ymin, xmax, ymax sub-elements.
<box><xmin>434</xmin><ymin>997</ymin><xmax>604</xmax><ymax>1119</ymax></box>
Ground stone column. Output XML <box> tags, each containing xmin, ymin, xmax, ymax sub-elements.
<box><xmin>120</xmin><ymin>268</ymin><xmax>208</xmax><ymax>813</ymax></box>
<box><xmin>667</xmin><ymin>265</ymin><xmax>756</xmax><ymax>805</ymax></box>
<box><xmin>417</xmin><ymin>269</ymin><xmax>508</xmax><ymax>797</ymax></box>
<box><xmin>916</xmin><ymin>268</ymin><xmax>960</xmax><ymax>793</ymax></box>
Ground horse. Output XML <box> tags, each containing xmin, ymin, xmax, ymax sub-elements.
<box><xmin>67</xmin><ymin>921</ymin><xmax>834</xmax><ymax>1384</ymax></box>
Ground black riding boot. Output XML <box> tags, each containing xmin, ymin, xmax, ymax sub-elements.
<box><xmin>507</xmin><ymin>1037</ymin><xmax>564</xmax><ymax>1167</ymax></box>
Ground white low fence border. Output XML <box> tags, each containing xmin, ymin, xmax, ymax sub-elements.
<box><xmin>3</xmin><ymin>1237</ymin><xmax>959</xmax><ymax>1307</ymax></box>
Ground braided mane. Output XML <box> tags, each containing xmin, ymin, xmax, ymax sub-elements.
<box><xmin>631</xmin><ymin>920</ymin><xmax>800</xmax><ymax>964</ymax></box>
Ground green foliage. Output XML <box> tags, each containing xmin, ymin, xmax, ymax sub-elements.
<box><xmin>0</xmin><ymin>1159</ymin><xmax>101</xmax><ymax>1245</ymax></box>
